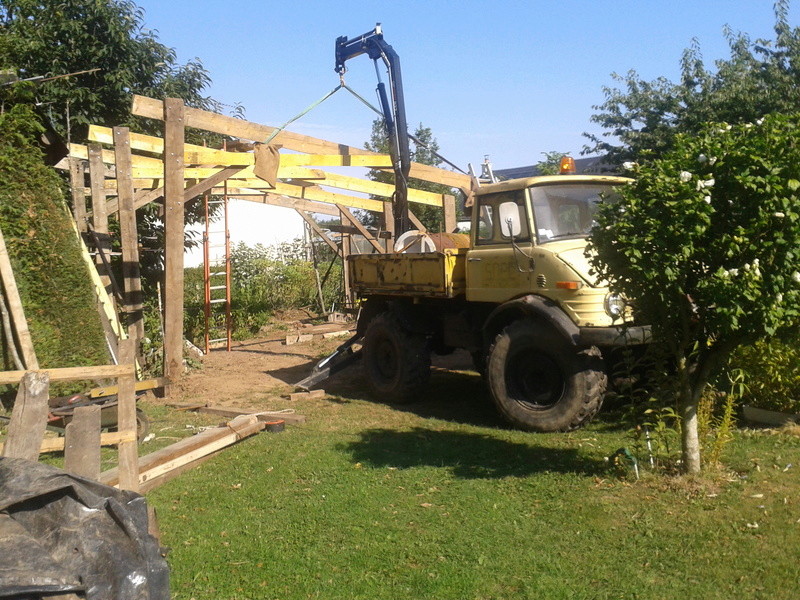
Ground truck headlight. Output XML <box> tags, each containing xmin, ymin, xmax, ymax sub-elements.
<box><xmin>604</xmin><ymin>293</ymin><xmax>625</xmax><ymax>319</ymax></box>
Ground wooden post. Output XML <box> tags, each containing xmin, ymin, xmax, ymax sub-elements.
<box><xmin>1</xmin><ymin>372</ymin><xmax>50</xmax><ymax>461</ymax></box>
<box><xmin>64</xmin><ymin>404</ymin><xmax>101</xmax><ymax>479</ymax></box>
<box><xmin>163</xmin><ymin>98</ymin><xmax>185</xmax><ymax>387</ymax></box>
<box><xmin>116</xmin><ymin>337</ymin><xmax>139</xmax><ymax>492</ymax></box>
<box><xmin>341</xmin><ymin>232</ymin><xmax>352</xmax><ymax>308</ymax></box>
<box><xmin>69</xmin><ymin>157</ymin><xmax>87</xmax><ymax>232</ymax></box>
<box><xmin>88</xmin><ymin>142</ymin><xmax>114</xmax><ymax>298</ymax></box>
<box><xmin>383</xmin><ymin>201</ymin><xmax>395</xmax><ymax>251</ymax></box>
<box><xmin>114</xmin><ymin>127</ymin><xmax>145</xmax><ymax>345</ymax></box>
<box><xmin>443</xmin><ymin>194</ymin><xmax>457</xmax><ymax>233</ymax></box>
<box><xmin>0</xmin><ymin>226</ymin><xmax>39</xmax><ymax>370</ymax></box>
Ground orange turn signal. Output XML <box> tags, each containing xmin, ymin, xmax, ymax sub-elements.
<box><xmin>559</xmin><ymin>156</ymin><xmax>576</xmax><ymax>174</ymax></box>
<box><xmin>556</xmin><ymin>280</ymin><xmax>582</xmax><ymax>290</ymax></box>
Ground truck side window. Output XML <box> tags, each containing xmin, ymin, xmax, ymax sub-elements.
<box><xmin>475</xmin><ymin>191</ymin><xmax>529</xmax><ymax>245</ymax></box>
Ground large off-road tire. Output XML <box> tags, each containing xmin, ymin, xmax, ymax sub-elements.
<box><xmin>486</xmin><ymin>320</ymin><xmax>607</xmax><ymax>432</ymax></box>
<box><xmin>362</xmin><ymin>312</ymin><xmax>431</xmax><ymax>404</ymax></box>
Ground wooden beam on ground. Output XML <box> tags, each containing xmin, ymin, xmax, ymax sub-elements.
<box><xmin>89</xmin><ymin>377</ymin><xmax>166</xmax><ymax>398</ymax></box>
<box><xmin>0</xmin><ymin>429</ymin><xmax>136</xmax><ymax>456</ymax></box>
<box><xmin>0</xmin><ymin>226</ymin><xmax>39</xmax><ymax>370</ymax></box>
<box><xmin>296</xmin><ymin>211</ymin><xmax>340</xmax><ymax>255</ymax></box>
<box><xmin>69</xmin><ymin>157</ymin><xmax>87</xmax><ymax>232</ymax></box>
<box><xmin>117</xmin><ymin>338</ymin><xmax>139</xmax><ymax>492</ymax></box>
<box><xmin>339</xmin><ymin>207</ymin><xmax>385</xmax><ymax>253</ymax></box>
<box><xmin>114</xmin><ymin>127</ymin><xmax>145</xmax><ymax>343</ymax></box>
<box><xmin>163</xmin><ymin>98</ymin><xmax>185</xmax><ymax>386</ymax></box>
<box><xmin>1</xmin><ymin>372</ymin><xmax>50</xmax><ymax>461</ymax></box>
<box><xmin>165</xmin><ymin>402</ymin><xmax>307</xmax><ymax>425</ymax></box>
<box><xmin>99</xmin><ymin>414</ymin><xmax>265</xmax><ymax>491</ymax></box>
<box><xmin>64</xmin><ymin>404</ymin><xmax>101</xmax><ymax>479</ymax></box>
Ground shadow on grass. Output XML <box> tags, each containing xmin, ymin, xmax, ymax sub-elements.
<box><xmin>340</xmin><ymin>426</ymin><xmax>607</xmax><ymax>479</ymax></box>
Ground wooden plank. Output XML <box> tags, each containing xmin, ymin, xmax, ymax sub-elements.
<box><xmin>315</xmin><ymin>171</ymin><xmax>444</xmax><ymax>206</ymax></box>
<box><xmin>132</xmin><ymin>95</ymin><xmax>472</xmax><ymax>189</ymax></box>
<box><xmin>1</xmin><ymin>372</ymin><xmax>49</xmax><ymax>460</ymax></box>
<box><xmin>408</xmin><ymin>208</ymin><xmax>426</xmax><ymax>232</ymax></box>
<box><xmin>342</xmin><ymin>232</ymin><xmax>352</xmax><ymax>307</ymax></box>
<box><xmin>69</xmin><ymin>157</ymin><xmax>87</xmax><ymax>232</ymax></box>
<box><xmin>88</xmin><ymin>142</ymin><xmax>114</xmax><ymax>299</ymax></box>
<box><xmin>114</xmin><ymin>127</ymin><xmax>144</xmax><ymax>343</ymax></box>
<box><xmin>116</xmin><ymin>338</ymin><xmax>139</xmax><ymax>492</ymax></box>
<box><xmin>64</xmin><ymin>404</ymin><xmax>101</xmax><ymax>478</ymax></box>
<box><xmin>297</xmin><ymin>211</ymin><xmax>340</xmax><ymax>255</ymax></box>
<box><xmin>99</xmin><ymin>414</ymin><xmax>264</xmax><ymax>488</ymax></box>
<box><xmin>89</xmin><ymin>377</ymin><xmax>166</xmax><ymax>398</ymax></box>
<box><xmin>0</xmin><ymin>430</ymin><xmax>138</xmax><ymax>455</ymax></box>
<box><xmin>163</xmin><ymin>98</ymin><xmax>185</xmax><ymax>386</ymax></box>
<box><xmin>0</xmin><ymin>364</ymin><xmax>133</xmax><ymax>386</ymax></box>
<box><xmin>182</xmin><ymin>166</ymin><xmax>247</xmax><ymax>201</ymax></box>
<box><xmin>280</xmin><ymin>153</ymin><xmax>394</xmax><ymax>168</ymax></box>
<box><xmin>0</xmin><ymin>226</ymin><xmax>39</xmax><ymax>370</ymax></box>
<box><xmin>383</xmin><ymin>201</ymin><xmax>395</xmax><ymax>251</ymax></box>
<box><xmin>233</xmin><ymin>192</ymin><xmax>340</xmax><ymax>217</ymax></box>
<box><xmin>273</xmin><ymin>182</ymin><xmax>383</xmax><ymax>213</ymax></box>
<box><xmin>443</xmin><ymin>193</ymin><xmax>457</xmax><ymax>233</ymax></box>
<box><xmin>339</xmin><ymin>207</ymin><xmax>384</xmax><ymax>253</ymax></box>
<box><xmin>166</xmin><ymin>403</ymin><xmax>307</xmax><ymax>425</ymax></box>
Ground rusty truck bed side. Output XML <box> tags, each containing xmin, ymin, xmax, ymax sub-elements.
<box><xmin>348</xmin><ymin>249</ymin><xmax>467</xmax><ymax>298</ymax></box>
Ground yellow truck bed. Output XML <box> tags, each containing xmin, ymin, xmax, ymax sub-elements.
<box><xmin>348</xmin><ymin>249</ymin><xmax>467</xmax><ymax>298</ymax></box>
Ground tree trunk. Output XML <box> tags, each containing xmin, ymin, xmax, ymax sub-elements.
<box><xmin>681</xmin><ymin>393</ymin><xmax>701</xmax><ymax>473</ymax></box>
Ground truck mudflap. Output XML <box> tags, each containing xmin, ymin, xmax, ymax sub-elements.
<box><xmin>578</xmin><ymin>325</ymin><xmax>651</xmax><ymax>347</ymax></box>
<box><xmin>294</xmin><ymin>332</ymin><xmax>363</xmax><ymax>391</ymax></box>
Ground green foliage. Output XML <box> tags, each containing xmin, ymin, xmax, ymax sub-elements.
<box><xmin>586</xmin><ymin>1</ymin><xmax>800</xmax><ymax>164</ymax></box>
<box><xmin>0</xmin><ymin>0</ymin><xmax>220</xmax><ymax>140</ymax></box>
<box><xmin>728</xmin><ymin>332</ymin><xmax>800</xmax><ymax>414</ymax></box>
<box><xmin>589</xmin><ymin>113</ymin><xmax>800</xmax><ymax>470</ymax></box>
<box><xmin>184</xmin><ymin>242</ymin><xmax>343</xmax><ymax>344</ymax></box>
<box><xmin>534</xmin><ymin>151</ymin><xmax>571</xmax><ymax>176</ymax></box>
<box><xmin>364</xmin><ymin>119</ymin><xmax>459</xmax><ymax>232</ymax></box>
<box><xmin>0</xmin><ymin>105</ymin><xmax>107</xmax><ymax>373</ymax></box>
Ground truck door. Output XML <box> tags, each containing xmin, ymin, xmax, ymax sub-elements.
<box><xmin>466</xmin><ymin>189</ymin><xmax>534</xmax><ymax>302</ymax></box>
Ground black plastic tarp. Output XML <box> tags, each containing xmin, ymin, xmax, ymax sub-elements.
<box><xmin>0</xmin><ymin>457</ymin><xmax>169</xmax><ymax>599</ymax></box>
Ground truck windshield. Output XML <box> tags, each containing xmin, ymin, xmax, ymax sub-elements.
<box><xmin>529</xmin><ymin>183</ymin><xmax>619</xmax><ymax>242</ymax></box>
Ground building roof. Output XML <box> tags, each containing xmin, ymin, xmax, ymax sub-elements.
<box><xmin>493</xmin><ymin>156</ymin><xmax>618</xmax><ymax>180</ymax></box>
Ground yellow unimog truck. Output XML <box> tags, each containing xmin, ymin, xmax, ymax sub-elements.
<box><xmin>301</xmin><ymin>172</ymin><xmax>651</xmax><ymax>432</ymax></box>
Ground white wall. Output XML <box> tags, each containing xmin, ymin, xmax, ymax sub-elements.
<box><xmin>184</xmin><ymin>199</ymin><xmax>305</xmax><ymax>267</ymax></box>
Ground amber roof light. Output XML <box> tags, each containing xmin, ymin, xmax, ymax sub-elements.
<box><xmin>559</xmin><ymin>156</ymin><xmax>576</xmax><ymax>174</ymax></box>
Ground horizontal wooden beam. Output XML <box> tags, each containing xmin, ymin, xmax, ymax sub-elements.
<box><xmin>0</xmin><ymin>364</ymin><xmax>134</xmax><ymax>385</ymax></box>
<box><xmin>131</xmin><ymin>95</ymin><xmax>471</xmax><ymax>189</ymax></box>
<box><xmin>228</xmin><ymin>192</ymin><xmax>339</xmax><ymax>217</ymax></box>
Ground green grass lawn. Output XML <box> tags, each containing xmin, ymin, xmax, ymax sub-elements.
<box><xmin>145</xmin><ymin>369</ymin><xmax>800</xmax><ymax>600</ymax></box>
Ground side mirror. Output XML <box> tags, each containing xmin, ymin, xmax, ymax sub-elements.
<box><xmin>498</xmin><ymin>201</ymin><xmax>521</xmax><ymax>238</ymax></box>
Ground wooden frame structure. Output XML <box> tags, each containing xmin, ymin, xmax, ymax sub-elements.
<box><xmin>63</xmin><ymin>95</ymin><xmax>472</xmax><ymax>386</ymax></box>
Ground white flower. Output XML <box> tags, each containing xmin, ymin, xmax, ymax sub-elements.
<box><xmin>622</xmin><ymin>161</ymin><xmax>637</xmax><ymax>170</ymax></box>
<box><xmin>698</xmin><ymin>154</ymin><xmax>708</xmax><ymax>163</ymax></box>
<box><xmin>753</xmin><ymin>258</ymin><xmax>759</xmax><ymax>267</ymax></box>
<box><xmin>708</xmin><ymin>157</ymin><xmax>717</xmax><ymax>165</ymax></box>
<box><xmin>726</xmin><ymin>124</ymin><xmax>732</xmax><ymax>131</ymax></box>
<box><xmin>744</xmin><ymin>263</ymin><xmax>751</xmax><ymax>271</ymax></box>
<box><xmin>696</xmin><ymin>178</ymin><xmax>715</xmax><ymax>191</ymax></box>
<box><xmin>679</xmin><ymin>171</ymin><xmax>693</xmax><ymax>183</ymax></box>
<box><xmin>727</xmin><ymin>268</ymin><xmax>739</xmax><ymax>277</ymax></box>
<box><xmin>745</xmin><ymin>123</ymin><xmax>753</xmax><ymax>129</ymax></box>
<box><xmin>793</xmin><ymin>271</ymin><xmax>800</xmax><ymax>284</ymax></box>
<box><xmin>774</xmin><ymin>212</ymin><xmax>785</xmax><ymax>218</ymax></box>
<box><xmin>756</xmin><ymin>118</ymin><xmax>764</xmax><ymax>125</ymax></box>
<box><xmin>704</xmin><ymin>196</ymin><xmax>711</xmax><ymax>204</ymax></box>
<box><xmin>776</xmin><ymin>293</ymin><xmax>783</xmax><ymax>303</ymax></box>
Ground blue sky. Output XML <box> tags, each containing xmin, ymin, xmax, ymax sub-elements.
<box><xmin>133</xmin><ymin>0</ymin><xmax>794</xmax><ymax>172</ymax></box>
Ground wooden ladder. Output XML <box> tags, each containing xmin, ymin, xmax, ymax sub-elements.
<box><xmin>202</xmin><ymin>186</ymin><xmax>232</xmax><ymax>353</ymax></box>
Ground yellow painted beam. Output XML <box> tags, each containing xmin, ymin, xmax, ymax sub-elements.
<box><xmin>129</xmin><ymin>165</ymin><xmax>325</xmax><ymax>180</ymax></box>
<box><xmin>279</xmin><ymin>153</ymin><xmax>394</xmax><ymax>168</ymax></box>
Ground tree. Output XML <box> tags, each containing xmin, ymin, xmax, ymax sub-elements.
<box><xmin>585</xmin><ymin>1</ymin><xmax>800</xmax><ymax>165</ymax></box>
<box><xmin>364</xmin><ymin>119</ymin><xmax>457</xmax><ymax>232</ymax></box>
<box><xmin>0</xmin><ymin>0</ymin><xmax>220</xmax><ymax>142</ymax></box>
<box><xmin>587</xmin><ymin>114</ymin><xmax>800</xmax><ymax>472</ymax></box>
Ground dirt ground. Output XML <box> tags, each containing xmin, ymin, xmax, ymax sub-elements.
<box><xmin>167</xmin><ymin>316</ymin><xmax>475</xmax><ymax>410</ymax></box>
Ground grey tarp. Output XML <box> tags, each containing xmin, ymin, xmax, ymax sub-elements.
<box><xmin>0</xmin><ymin>457</ymin><xmax>169</xmax><ymax>599</ymax></box>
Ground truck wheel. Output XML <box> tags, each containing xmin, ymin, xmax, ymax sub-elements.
<box><xmin>487</xmin><ymin>320</ymin><xmax>607</xmax><ymax>432</ymax></box>
<box><xmin>362</xmin><ymin>312</ymin><xmax>431</xmax><ymax>403</ymax></box>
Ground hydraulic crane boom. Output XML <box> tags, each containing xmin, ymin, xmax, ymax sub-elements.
<box><xmin>335</xmin><ymin>24</ymin><xmax>411</xmax><ymax>238</ymax></box>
